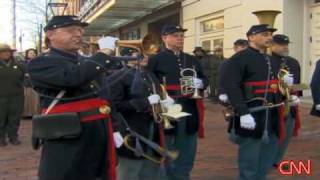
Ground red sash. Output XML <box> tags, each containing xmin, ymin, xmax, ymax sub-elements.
<box><xmin>244</xmin><ymin>79</ymin><xmax>279</xmax><ymax>94</ymax></box>
<box><xmin>43</xmin><ymin>98</ymin><xmax>116</xmax><ymax>180</ymax></box>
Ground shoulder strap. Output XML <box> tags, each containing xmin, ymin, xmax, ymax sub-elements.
<box><xmin>44</xmin><ymin>90</ymin><xmax>66</xmax><ymax>114</ymax></box>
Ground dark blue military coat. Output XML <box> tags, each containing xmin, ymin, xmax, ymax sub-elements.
<box><xmin>147</xmin><ymin>49</ymin><xmax>208</xmax><ymax>135</ymax></box>
<box><xmin>311</xmin><ymin>60</ymin><xmax>320</xmax><ymax>117</ymax></box>
<box><xmin>221</xmin><ymin>47</ymin><xmax>283</xmax><ymax>138</ymax></box>
<box><xmin>28</xmin><ymin>48</ymin><xmax>115</xmax><ymax>180</ymax></box>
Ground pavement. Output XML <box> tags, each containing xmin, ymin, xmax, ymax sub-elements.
<box><xmin>0</xmin><ymin>101</ymin><xmax>319</xmax><ymax>180</ymax></box>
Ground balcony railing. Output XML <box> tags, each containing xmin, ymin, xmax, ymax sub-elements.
<box><xmin>78</xmin><ymin>0</ymin><xmax>108</xmax><ymax>19</ymax></box>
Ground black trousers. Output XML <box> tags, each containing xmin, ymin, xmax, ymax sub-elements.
<box><xmin>0</xmin><ymin>95</ymin><xmax>24</xmax><ymax>139</ymax></box>
<box><xmin>38</xmin><ymin>120</ymin><xmax>108</xmax><ymax>180</ymax></box>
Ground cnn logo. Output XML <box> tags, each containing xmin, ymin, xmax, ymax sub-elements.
<box><xmin>278</xmin><ymin>160</ymin><xmax>312</xmax><ymax>176</ymax></box>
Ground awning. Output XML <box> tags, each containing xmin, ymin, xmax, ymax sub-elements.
<box><xmin>80</xmin><ymin>0</ymin><xmax>177</xmax><ymax>36</ymax></box>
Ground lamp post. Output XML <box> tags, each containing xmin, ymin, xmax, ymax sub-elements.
<box><xmin>48</xmin><ymin>2</ymin><xmax>68</xmax><ymax>16</ymax></box>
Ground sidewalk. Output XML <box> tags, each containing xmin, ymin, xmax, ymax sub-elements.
<box><xmin>0</xmin><ymin>102</ymin><xmax>319</xmax><ymax>180</ymax></box>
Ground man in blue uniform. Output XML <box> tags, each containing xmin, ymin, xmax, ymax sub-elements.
<box><xmin>218</xmin><ymin>39</ymin><xmax>249</xmax><ymax>103</ymax></box>
<box><xmin>311</xmin><ymin>61</ymin><xmax>320</xmax><ymax>117</ymax></box>
<box><xmin>221</xmin><ymin>24</ymin><xmax>288</xmax><ymax>180</ymax></box>
<box><xmin>147</xmin><ymin>24</ymin><xmax>208</xmax><ymax>180</ymax></box>
<box><xmin>271</xmin><ymin>34</ymin><xmax>301</xmax><ymax>167</ymax></box>
<box><xmin>28</xmin><ymin>16</ymin><xmax>139</xmax><ymax>180</ymax></box>
<box><xmin>102</xmin><ymin>56</ymin><xmax>168</xmax><ymax>180</ymax></box>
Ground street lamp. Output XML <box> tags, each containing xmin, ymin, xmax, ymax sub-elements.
<box><xmin>48</xmin><ymin>2</ymin><xmax>68</xmax><ymax>16</ymax></box>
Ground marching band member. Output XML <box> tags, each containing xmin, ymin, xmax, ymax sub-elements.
<box><xmin>147</xmin><ymin>24</ymin><xmax>208</xmax><ymax>180</ymax></box>
<box><xmin>28</xmin><ymin>15</ymin><xmax>140</xmax><ymax>180</ymax></box>
<box><xmin>271</xmin><ymin>34</ymin><xmax>301</xmax><ymax>167</ymax></box>
<box><xmin>102</xmin><ymin>52</ymin><xmax>166</xmax><ymax>180</ymax></box>
<box><xmin>218</xmin><ymin>39</ymin><xmax>249</xmax><ymax>104</ymax></box>
<box><xmin>221</xmin><ymin>24</ymin><xmax>290</xmax><ymax>180</ymax></box>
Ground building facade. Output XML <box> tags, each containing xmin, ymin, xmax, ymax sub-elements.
<box><xmin>181</xmin><ymin>0</ymin><xmax>319</xmax><ymax>95</ymax></box>
<box><xmin>60</xmin><ymin>0</ymin><xmax>320</xmax><ymax>94</ymax></box>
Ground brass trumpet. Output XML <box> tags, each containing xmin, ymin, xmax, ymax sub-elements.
<box><xmin>150</xmin><ymin>82</ymin><xmax>174</xmax><ymax>129</ymax></box>
<box><xmin>180</xmin><ymin>67</ymin><xmax>202</xmax><ymax>98</ymax></box>
<box><xmin>277</xmin><ymin>66</ymin><xmax>291</xmax><ymax>100</ymax></box>
<box><xmin>116</xmin><ymin>34</ymin><xmax>159</xmax><ymax>56</ymax></box>
<box><xmin>123</xmin><ymin>130</ymin><xmax>179</xmax><ymax>163</ymax></box>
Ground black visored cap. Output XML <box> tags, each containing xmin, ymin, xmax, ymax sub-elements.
<box><xmin>246</xmin><ymin>24</ymin><xmax>277</xmax><ymax>36</ymax></box>
<box><xmin>273</xmin><ymin>34</ymin><xmax>291</xmax><ymax>44</ymax></box>
<box><xmin>120</xmin><ymin>47</ymin><xmax>138</xmax><ymax>56</ymax></box>
<box><xmin>161</xmin><ymin>24</ymin><xmax>187</xmax><ymax>35</ymax></box>
<box><xmin>44</xmin><ymin>15</ymin><xmax>89</xmax><ymax>32</ymax></box>
<box><xmin>193</xmin><ymin>46</ymin><xmax>206</xmax><ymax>53</ymax></box>
<box><xmin>234</xmin><ymin>39</ymin><xmax>249</xmax><ymax>46</ymax></box>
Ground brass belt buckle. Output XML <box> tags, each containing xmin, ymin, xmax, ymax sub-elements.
<box><xmin>270</xmin><ymin>83</ymin><xmax>278</xmax><ymax>92</ymax></box>
<box><xmin>99</xmin><ymin>105</ymin><xmax>111</xmax><ymax>115</ymax></box>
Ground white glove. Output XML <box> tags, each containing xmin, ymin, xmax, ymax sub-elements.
<box><xmin>283</xmin><ymin>73</ymin><xmax>294</xmax><ymax>86</ymax></box>
<box><xmin>316</xmin><ymin>104</ymin><xmax>320</xmax><ymax>111</ymax></box>
<box><xmin>290</xmin><ymin>95</ymin><xmax>300</xmax><ymax>106</ymax></box>
<box><xmin>219</xmin><ymin>94</ymin><xmax>229</xmax><ymax>103</ymax></box>
<box><xmin>160</xmin><ymin>96</ymin><xmax>175</xmax><ymax>109</ymax></box>
<box><xmin>113</xmin><ymin>132</ymin><xmax>124</xmax><ymax>148</ymax></box>
<box><xmin>240</xmin><ymin>114</ymin><xmax>256</xmax><ymax>130</ymax></box>
<box><xmin>192</xmin><ymin>77</ymin><xmax>204</xmax><ymax>89</ymax></box>
<box><xmin>98</xmin><ymin>36</ymin><xmax>119</xmax><ymax>51</ymax></box>
<box><xmin>147</xmin><ymin>94</ymin><xmax>160</xmax><ymax>105</ymax></box>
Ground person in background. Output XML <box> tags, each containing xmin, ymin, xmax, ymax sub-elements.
<box><xmin>79</xmin><ymin>42</ymin><xmax>92</xmax><ymax>57</ymax></box>
<box><xmin>23</xmin><ymin>48</ymin><xmax>40</xmax><ymax>118</ymax></box>
<box><xmin>118</xmin><ymin>47</ymin><xmax>139</xmax><ymax>69</ymax></box>
<box><xmin>193</xmin><ymin>46</ymin><xmax>211</xmax><ymax>98</ymax></box>
<box><xmin>218</xmin><ymin>39</ymin><xmax>249</xmax><ymax>103</ymax></box>
<box><xmin>0</xmin><ymin>43</ymin><xmax>24</xmax><ymax>146</ymax></box>
<box><xmin>193</xmin><ymin>46</ymin><xmax>207</xmax><ymax>60</ymax></box>
<box><xmin>271</xmin><ymin>34</ymin><xmax>302</xmax><ymax>168</ymax></box>
<box><xmin>233</xmin><ymin>39</ymin><xmax>249</xmax><ymax>53</ymax></box>
<box><xmin>208</xmin><ymin>46</ymin><xmax>224</xmax><ymax>102</ymax></box>
<box><xmin>90</xmin><ymin>43</ymin><xmax>100</xmax><ymax>55</ymax></box>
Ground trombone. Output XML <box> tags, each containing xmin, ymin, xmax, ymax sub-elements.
<box><xmin>123</xmin><ymin>130</ymin><xmax>179</xmax><ymax>164</ymax></box>
<box><xmin>115</xmin><ymin>112</ymin><xmax>179</xmax><ymax>164</ymax></box>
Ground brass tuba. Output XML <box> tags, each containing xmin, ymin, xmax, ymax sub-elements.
<box><xmin>180</xmin><ymin>66</ymin><xmax>202</xmax><ymax>98</ymax></box>
<box><xmin>252</xmin><ymin>10</ymin><xmax>281</xmax><ymax>28</ymax></box>
<box><xmin>252</xmin><ymin>10</ymin><xmax>281</xmax><ymax>55</ymax></box>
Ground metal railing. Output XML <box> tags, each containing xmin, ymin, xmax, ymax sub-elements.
<box><xmin>78</xmin><ymin>0</ymin><xmax>104</xmax><ymax>18</ymax></box>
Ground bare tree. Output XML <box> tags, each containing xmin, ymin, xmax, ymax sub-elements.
<box><xmin>16</xmin><ymin>0</ymin><xmax>50</xmax><ymax>52</ymax></box>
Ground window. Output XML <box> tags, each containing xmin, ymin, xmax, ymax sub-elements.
<box><xmin>120</xmin><ymin>29</ymin><xmax>140</xmax><ymax>40</ymax></box>
<box><xmin>201</xmin><ymin>38</ymin><xmax>223</xmax><ymax>54</ymax></box>
<box><xmin>201</xmin><ymin>40</ymin><xmax>211</xmax><ymax>52</ymax></box>
<box><xmin>213</xmin><ymin>39</ymin><xmax>223</xmax><ymax>49</ymax></box>
<box><xmin>201</xmin><ymin>17</ymin><xmax>224</xmax><ymax>33</ymax></box>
